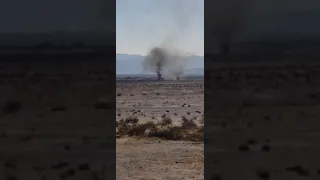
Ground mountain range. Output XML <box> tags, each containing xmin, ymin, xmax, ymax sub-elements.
<box><xmin>0</xmin><ymin>31</ymin><xmax>114</xmax><ymax>46</ymax></box>
<box><xmin>116</xmin><ymin>53</ymin><xmax>204</xmax><ymax>75</ymax></box>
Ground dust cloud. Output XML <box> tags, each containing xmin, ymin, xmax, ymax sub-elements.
<box><xmin>142</xmin><ymin>0</ymin><xmax>198</xmax><ymax>80</ymax></box>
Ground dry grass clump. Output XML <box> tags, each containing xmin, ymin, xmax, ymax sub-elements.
<box><xmin>159</xmin><ymin>114</ymin><xmax>172</xmax><ymax>127</ymax></box>
<box><xmin>199</xmin><ymin>116</ymin><xmax>204</xmax><ymax>125</ymax></box>
<box><xmin>116</xmin><ymin>117</ymin><xmax>157</xmax><ymax>137</ymax></box>
<box><xmin>181</xmin><ymin>116</ymin><xmax>197</xmax><ymax>129</ymax></box>
<box><xmin>116</xmin><ymin>116</ymin><xmax>203</xmax><ymax>142</ymax></box>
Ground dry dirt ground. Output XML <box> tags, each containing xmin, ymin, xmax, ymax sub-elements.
<box><xmin>116</xmin><ymin>80</ymin><xmax>204</xmax><ymax>180</ymax></box>
<box><xmin>0</xmin><ymin>61</ymin><xmax>115</xmax><ymax>180</ymax></box>
<box><xmin>205</xmin><ymin>61</ymin><xmax>320</xmax><ymax>180</ymax></box>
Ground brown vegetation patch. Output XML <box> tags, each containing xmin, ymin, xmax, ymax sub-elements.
<box><xmin>117</xmin><ymin>116</ymin><xmax>203</xmax><ymax>142</ymax></box>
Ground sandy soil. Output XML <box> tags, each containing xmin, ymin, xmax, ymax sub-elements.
<box><xmin>117</xmin><ymin>138</ymin><xmax>203</xmax><ymax>180</ymax></box>
<box><xmin>116</xmin><ymin>80</ymin><xmax>204</xmax><ymax>179</ymax></box>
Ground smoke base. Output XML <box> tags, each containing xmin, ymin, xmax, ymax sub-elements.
<box><xmin>142</xmin><ymin>46</ymin><xmax>188</xmax><ymax>80</ymax></box>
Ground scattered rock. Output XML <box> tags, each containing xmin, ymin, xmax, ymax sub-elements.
<box><xmin>78</xmin><ymin>163</ymin><xmax>90</xmax><ymax>171</ymax></box>
<box><xmin>257</xmin><ymin>171</ymin><xmax>270</xmax><ymax>179</ymax></box>
<box><xmin>238</xmin><ymin>144</ymin><xmax>250</xmax><ymax>151</ymax></box>
<box><xmin>5</xmin><ymin>161</ymin><xmax>17</xmax><ymax>169</ymax></box>
<box><xmin>286</xmin><ymin>165</ymin><xmax>309</xmax><ymax>176</ymax></box>
<box><xmin>51</xmin><ymin>162</ymin><xmax>69</xmax><ymax>169</ymax></box>
<box><xmin>64</xmin><ymin>145</ymin><xmax>71</xmax><ymax>151</ymax></box>
<box><xmin>261</xmin><ymin>145</ymin><xmax>270</xmax><ymax>152</ymax></box>
<box><xmin>246</xmin><ymin>139</ymin><xmax>257</xmax><ymax>145</ymax></box>
<box><xmin>60</xmin><ymin>168</ymin><xmax>76</xmax><ymax>179</ymax></box>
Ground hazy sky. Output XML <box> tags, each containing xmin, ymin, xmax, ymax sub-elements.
<box><xmin>116</xmin><ymin>0</ymin><xmax>204</xmax><ymax>56</ymax></box>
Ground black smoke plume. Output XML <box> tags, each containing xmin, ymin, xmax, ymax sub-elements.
<box><xmin>142</xmin><ymin>47</ymin><xmax>186</xmax><ymax>80</ymax></box>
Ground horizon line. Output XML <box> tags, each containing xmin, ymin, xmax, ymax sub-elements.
<box><xmin>116</xmin><ymin>52</ymin><xmax>204</xmax><ymax>57</ymax></box>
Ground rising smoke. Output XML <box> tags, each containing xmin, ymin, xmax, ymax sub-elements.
<box><xmin>142</xmin><ymin>0</ymin><xmax>196</xmax><ymax>80</ymax></box>
<box><xmin>142</xmin><ymin>46</ymin><xmax>187</xmax><ymax>80</ymax></box>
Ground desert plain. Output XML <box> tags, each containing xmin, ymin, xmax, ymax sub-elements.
<box><xmin>3</xmin><ymin>53</ymin><xmax>320</xmax><ymax>180</ymax></box>
<box><xmin>0</xmin><ymin>57</ymin><xmax>115</xmax><ymax>180</ymax></box>
<box><xmin>205</xmin><ymin>60</ymin><xmax>320</xmax><ymax>180</ymax></box>
<box><xmin>116</xmin><ymin>59</ymin><xmax>320</xmax><ymax>180</ymax></box>
<box><xmin>116</xmin><ymin>79</ymin><xmax>204</xmax><ymax>180</ymax></box>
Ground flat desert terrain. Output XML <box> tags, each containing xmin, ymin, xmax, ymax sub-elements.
<box><xmin>0</xmin><ymin>59</ymin><xmax>115</xmax><ymax>180</ymax></box>
<box><xmin>205</xmin><ymin>61</ymin><xmax>320</xmax><ymax>180</ymax></box>
<box><xmin>116</xmin><ymin>79</ymin><xmax>204</xmax><ymax>180</ymax></box>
